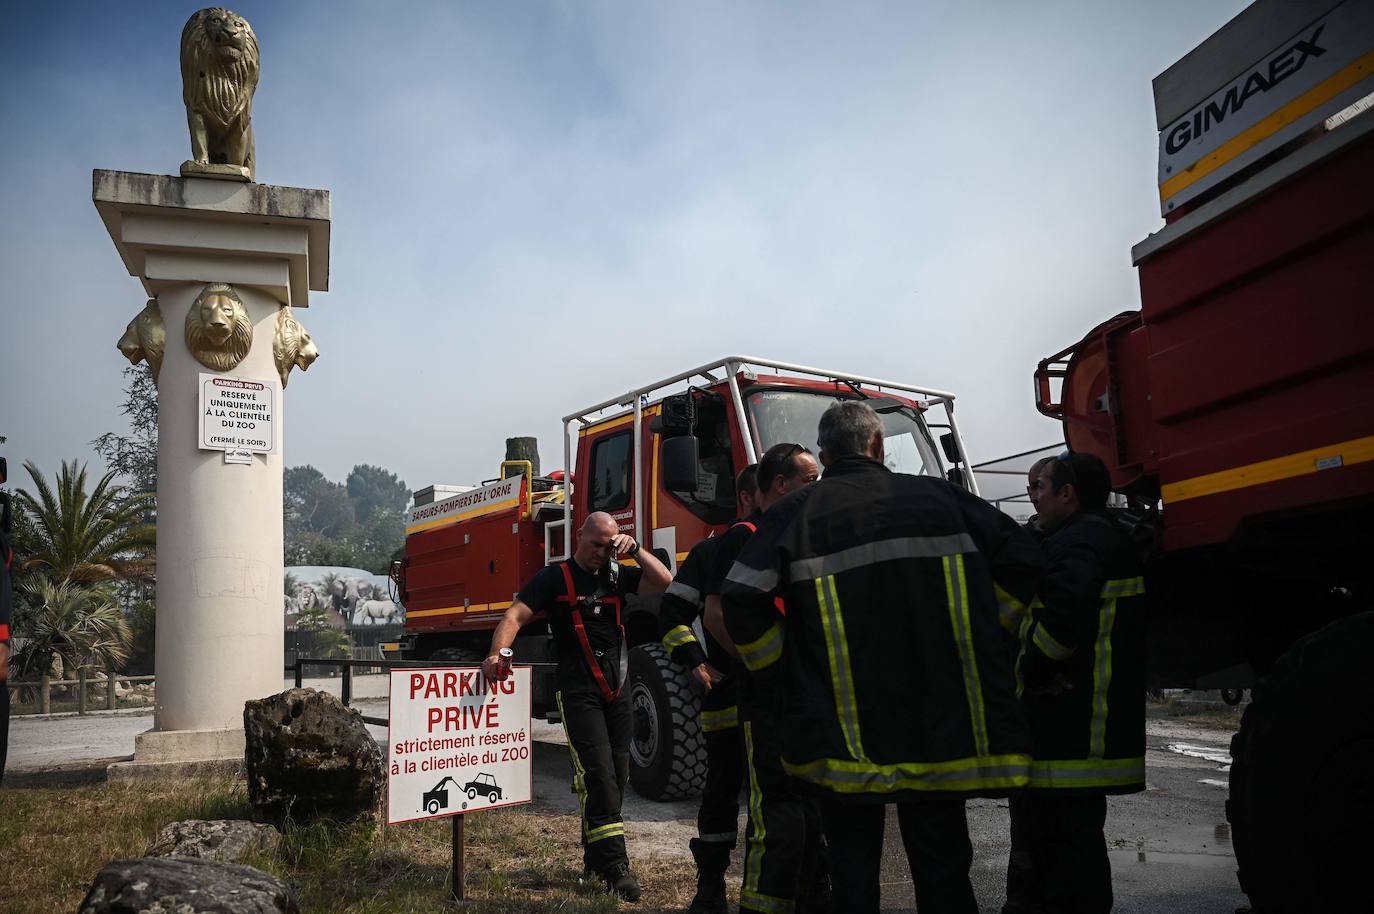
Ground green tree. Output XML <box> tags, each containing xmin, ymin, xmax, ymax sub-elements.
<box><xmin>285</xmin><ymin>465</ymin><xmax>355</xmax><ymax>539</ymax></box>
<box><xmin>15</xmin><ymin>460</ymin><xmax>156</xmax><ymax>586</ymax></box>
<box><xmin>345</xmin><ymin>464</ymin><xmax>409</xmax><ymax>526</ymax></box>
<box><xmin>91</xmin><ymin>366</ymin><xmax>159</xmax><ymax>496</ymax></box>
<box><xmin>296</xmin><ymin>601</ymin><xmax>351</xmax><ymax>660</ymax></box>
<box><xmin>9</xmin><ymin>578</ymin><xmax>132</xmax><ymax>680</ymax></box>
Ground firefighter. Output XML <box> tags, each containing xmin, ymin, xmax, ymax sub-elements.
<box><xmin>658</xmin><ymin>464</ymin><xmax>760</xmax><ymax>914</ymax></box>
<box><xmin>1002</xmin><ymin>452</ymin><xmax>1057</xmax><ymax>912</ymax></box>
<box><xmin>0</xmin><ymin>483</ymin><xmax>12</xmax><ymax>784</ymax></box>
<box><xmin>1009</xmin><ymin>451</ymin><xmax>1146</xmax><ymax>914</ymax></box>
<box><xmin>482</xmin><ymin>511</ymin><xmax>670</xmax><ymax>901</ymax></box>
<box><xmin>721</xmin><ymin>401</ymin><xmax>1043</xmax><ymax>914</ymax></box>
<box><xmin>705</xmin><ymin>442</ymin><xmax>829</xmax><ymax>914</ymax></box>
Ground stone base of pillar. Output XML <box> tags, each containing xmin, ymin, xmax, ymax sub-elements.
<box><xmin>105</xmin><ymin>726</ymin><xmax>247</xmax><ymax>782</ymax></box>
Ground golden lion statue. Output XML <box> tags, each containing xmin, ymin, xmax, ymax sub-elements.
<box><xmin>185</xmin><ymin>283</ymin><xmax>254</xmax><ymax>371</ymax></box>
<box><xmin>117</xmin><ymin>299</ymin><xmax>167</xmax><ymax>383</ymax></box>
<box><xmin>272</xmin><ymin>305</ymin><xmax>320</xmax><ymax>388</ymax></box>
<box><xmin>180</xmin><ymin>8</ymin><xmax>259</xmax><ymax>180</ymax></box>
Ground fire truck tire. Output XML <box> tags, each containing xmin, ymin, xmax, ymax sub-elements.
<box><xmin>1227</xmin><ymin>610</ymin><xmax>1374</xmax><ymax>913</ymax></box>
<box><xmin>627</xmin><ymin>643</ymin><xmax>707</xmax><ymax>801</ymax></box>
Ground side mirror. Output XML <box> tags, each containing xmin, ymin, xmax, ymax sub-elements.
<box><xmin>940</xmin><ymin>432</ymin><xmax>962</xmax><ymax>464</ymax></box>
<box><xmin>662</xmin><ymin>436</ymin><xmax>699</xmax><ymax>492</ymax></box>
<box><xmin>946</xmin><ymin>467</ymin><xmax>968</xmax><ymax>490</ymax></box>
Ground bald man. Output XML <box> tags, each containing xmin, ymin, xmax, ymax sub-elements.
<box><xmin>484</xmin><ymin>512</ymin><xmax>670</xmax><ymax>901</ymax></box>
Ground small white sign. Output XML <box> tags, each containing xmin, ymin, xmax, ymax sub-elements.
<box><xmin>199</xmin><ymin>374</ymin><xmax>275</xmax><ymax>453</ymax></box>
<box><xmin>223</xmin><ymin>448</ymin><xmax>253</xmax><ymax>465</ymax></box>
<box><xmin>387</xmin><ymin>666</ymin><xmax>533</xmax><ymax>825</ymax></box>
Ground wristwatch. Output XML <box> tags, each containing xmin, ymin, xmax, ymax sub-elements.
<box><xmin>627</xmin><ymin>540</ymin><xmax>641</xmax><ymax>557</ymax></box>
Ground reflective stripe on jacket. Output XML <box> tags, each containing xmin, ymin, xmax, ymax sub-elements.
<box><xmin>1019</xmin><ymin>511</ymin><xmax>1146</xmax><ymax>794</ymax></box>
<box><xmin>720</xmin><ymin>456</ymin><xmax>1044</xmax><ymax>801</ymax></box>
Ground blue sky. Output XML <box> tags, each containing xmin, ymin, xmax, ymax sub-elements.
<box><xmin>0</xmin><ymin>0</ymin><xmax>1249</xmax><ymax>499</ymax></box>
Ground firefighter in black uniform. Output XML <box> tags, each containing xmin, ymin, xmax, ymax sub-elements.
<box><xmin>1008</xmin><ymin>452</ymin><xmax>1146</xmax><ymax>914</ymax></box>
<box><xmin>706</xmin><ymin>442</ymin><xmax>828</xmax><ymax>914</ymax></box>
<box><xmin>722</xmin><ymin>402</ymin><xmax>1044</xmax><ymax>914</ymax></box>
<box><xmin>483</xmin><ymin>511</ymin><xmax>670</xmax><ymax>901</ymax></box>
<box><xmin>658</xmin><ymin>464</ymin><xmax>760</xmax><ymax>914</ymax></box>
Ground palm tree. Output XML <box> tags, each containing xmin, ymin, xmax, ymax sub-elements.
<box><xmin>9</xmin><ymin>578</ymin><xmax>131</xmax><ymax>682</ymax></box>
<box><xmin>15</xmin><ymin>459</ymin><xmax>155</xmax><ymax>585</ymax></box>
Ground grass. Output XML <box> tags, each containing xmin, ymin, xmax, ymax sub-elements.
<box><xmin>0</xmin><ymin>777</ymin><xmax>702</xmax><ymax>913</ymax></box>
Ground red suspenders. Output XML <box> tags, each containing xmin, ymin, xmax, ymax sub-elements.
<box><xmin>556</xmin><ymin>562</ymin><xmax>624</xmax><ymax>702</ymax></box>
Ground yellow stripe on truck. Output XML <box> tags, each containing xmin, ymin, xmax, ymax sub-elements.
<box><xmin>1163</xmin><ymin>434</ymin><xmax>1374</xmax><ymax>504</ymax></box>
<box><xmin>406</xmin><ymin>600</ymin><xmax>513</xmax><ymax>619</ymax></box>
<box><xmin>1160</xmin><ymin>50</ymin><xmax>1374</xmax><ymax>203</ymax></box>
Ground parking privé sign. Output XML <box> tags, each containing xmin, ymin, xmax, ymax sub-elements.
<box><xmin>387</xmin><ymin>666</ymin><xmax>533</xmax><ymax>825</ymax></box>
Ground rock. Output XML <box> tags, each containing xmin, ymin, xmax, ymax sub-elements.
<box><xmin>145</xmin><ymin>819</ymin><xmax>281</xmax><ymax>863</ymax></box>
<box><xmin>244</xmin><ymin>687</ymin><xmax>384</xmax><ymax>823</ymax></box>
<box><xmin>77</xmin><ymin>856</ymin><xmax>297</xmax><ymax>914</ymax></box>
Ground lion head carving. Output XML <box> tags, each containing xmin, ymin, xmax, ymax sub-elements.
<box><xmin>272</xmin><ymin>305</ymin><xmax>320</xmax><ymax>388</ymax></box>
<box><xmin>185</xmin><ymin>283</ymin><xmax>254</xmax><ymax>371</ymax></box>
<box><xmin>117</xmin><ymin>299</ymin><xmax>167</xmax><ymax>383</ymax></box>
<box><xmin>181</xmin><ymin>8</ymin><xmax>260</xmax><ymax>179</ymax></box>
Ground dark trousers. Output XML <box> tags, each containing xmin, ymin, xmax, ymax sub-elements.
<box><xmin>692</xmin><ymin>712</ymin><xmax>746</xmax><ymax>873</ymax></box>
<box><xmin>741</xmin><ymin>719</ymin><xmax>825</xmax><ymax>914</ymax></box>
<box><xmin>1003</xmin><ymin>792</ymin><xmax>1040</xmax><ymax>912</ymax></box>
<box><xmin>557</xmin><ymin>685</ymin><xmax>632</xmax><ymax>873</ymax></box>
<box><xmin>1016</xmin><ymin>792</ymin><xmax>1111</xmax><ymax>914</ymax></box>
<box><xmin>821</xmin><ymin>796</ymin><xmax>977</xmax><ymax>914</ymax></box>
<box><xmin>0</xmin><ymin>677</ymin><xmax>8</xmax><ymax>785</ymax></box>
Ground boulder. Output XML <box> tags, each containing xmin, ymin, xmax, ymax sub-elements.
<box><xmin>78</xmin><ymin>856</ymin><xmax>297</xmax><ymax>914</ymax></box>
<box><xmin>145</xmin><ymin>819</ymin><xmax>281</xmax><ymax>863</ymax></box>
<box><xmin>244</xmin><ymin>687</ymin><xmax>384</xmax><ymax>823</ymax></box>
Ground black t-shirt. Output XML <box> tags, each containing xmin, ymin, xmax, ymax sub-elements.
<box><xmin>518</xmin><ymin>559</ymin><xmax>643</xmax><ymax>656</ymax></box>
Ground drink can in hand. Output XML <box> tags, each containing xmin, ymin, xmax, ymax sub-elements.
<box><xmin>498</xmin><ymin>647</ymin><xmax>514</xmax><ymax>679</ymax></box>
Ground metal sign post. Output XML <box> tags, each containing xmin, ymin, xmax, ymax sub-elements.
<box><xmin>386</xmin><ymin>665</ymin><xmax>533</xmax><ymax>903</ymax></box>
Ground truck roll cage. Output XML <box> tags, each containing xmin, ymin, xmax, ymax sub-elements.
<box><xmin>545</xmin><ymin>355</ymin><xmax>977</xmax><ymax>563</ymax></box>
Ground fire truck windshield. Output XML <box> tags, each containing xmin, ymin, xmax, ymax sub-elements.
<box><xmin>745</xmin><ymin>389</ymin><xmax>943</xmax><ymax>477</ymax></box>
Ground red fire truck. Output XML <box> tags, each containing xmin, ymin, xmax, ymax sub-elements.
<box><xmin>1033</xmin><ymin>1</ymin><xmax>1373</xmax><ymax>909</ymax></box>
<box><xmin>390</xmin><ymin>355</ymin><xmax>977</xmax><ymax>799</ymax></box>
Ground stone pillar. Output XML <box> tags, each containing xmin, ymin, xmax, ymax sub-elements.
<box><xmin>94</xmin><ymin>170</ymin><xmax>329</xmax><ymax>768</ymax></box>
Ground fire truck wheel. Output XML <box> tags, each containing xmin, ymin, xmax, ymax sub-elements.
<box><xmin>626</xmin><ymin>643</ymin><xmax>707</xmax><ymax>801</ymax></box>
<box><xmin>1227</xmin><ymin>610</ymin><xmax>1374</xmax><ymax>913</ymax></box>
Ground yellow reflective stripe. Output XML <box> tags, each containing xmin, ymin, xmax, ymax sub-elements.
<box><xmin>995</xmin><ymin>583</ymin><xmax>1028</xmax><ymax>635</ymax></box>
<box><xmin>737</xmin><ymin>623</ymin><xmax>784</xmax><ymax>672</ymax></box>
<box><xmin>743</xmin><ymin>722</ymin><xmax>766</xmax><ymax>897</ymax></box>
<box><xmin>701</xmin><ymin>705</ymin><xmax>739</xmax><ymax>733</ymax></box>
<box><xmin>662</xmin><ymin>624</ymin><xmax>698</xmax><ymax>651</ymax></box>
<box><xmin>1014</xmin><ymin>608</ymin><xmax>1035</xmax><ymax>699</ymax></box>
<box><xmin>1159</xmin><ymin>51</ymin><xmax>1374</xmax><ymax>203</ymax></box>
<box><xmin>1089</xmin><ymin>597</ymin><xmax>1118</xmax><ymax>758</ymax></box>
<box><xmin>1101</xmin><ymin>576</ymin><xmax>1145</xmax><ymax>599</ymax></box>
<box><xmin>585</xmin><ymin>822</ymin><xmax>626</xmax><ymax>843</ymax></box>
<box><xmin>741</xmin><ymin>889</ymin><xmax>796</xmax><ymax>914</ymax></box>
<box><xmin>1029</xmin><ymin>756</ymin><xmax>1145</xmax><ymax>789</ymax></box>
<box><xmin>1032</xmin><ymin>623</ymin><xmax>1074</xmax><ymax>661</ymax></box>
<box><xmin>557</xmin><ymin>692</ymin><xmax>590</xmax><ymax>837</ymax></box>
<box><xmin>814</xmin><ymin>575</ymin><xmax>869</xmax><ymax>762</ymax></box>
<box><xmin>783</xmin><ymin>753</ymin><xmax>1031</xmax><ymax>794</ymax></box>
<box><xmin>1162</xmin><ymin>433</ymin><xmax>1374</xmax><ymax>503</ymax></box>
<box><xmin>944</xmin><ymin>555</ymin><xmax>990</xmax><ymax>758</ymax></box>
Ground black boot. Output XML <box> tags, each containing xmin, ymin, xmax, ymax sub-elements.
<box><xmin>604</xmin><ymin>862</ymin><xmax>642</xmax><ymax>902</ymax></box>
<box><xmin>687</xmin><ymin>866</ymin><xmax>728</xmax><ymax>914</ymax></box>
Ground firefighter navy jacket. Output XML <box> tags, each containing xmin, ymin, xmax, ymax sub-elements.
<box><xmin>1018</xmin><ymin>510</ymin><xmax>1147</xmax><ymax>794</ymax></box>
<box><xmin>720</xmin><ymin>456</ymin><xmax>1044</xmax><ymax>801</ymax></box>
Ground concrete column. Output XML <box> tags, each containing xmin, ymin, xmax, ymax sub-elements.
<box><xmin>94</xmin><ymin>170</ymin><xmax>329</xmax><ymax>768</ymax></box>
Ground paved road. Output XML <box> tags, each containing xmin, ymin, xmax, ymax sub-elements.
<box><xmin>5</xmin><ymin>679</ymin><xmax>1248</xmax><ymax>912</ymax></box>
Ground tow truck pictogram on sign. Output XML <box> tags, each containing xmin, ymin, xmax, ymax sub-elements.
<box><xmin>422</xmin><ymin>773</ymin><xmax>504</xmax><ymax>814</ymax></box>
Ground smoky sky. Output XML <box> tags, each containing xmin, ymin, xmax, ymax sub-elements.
<box><xmin>0</xmin><ymin>0</ymin><xmax>1249</xmax><ymax>504</ymax></box>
